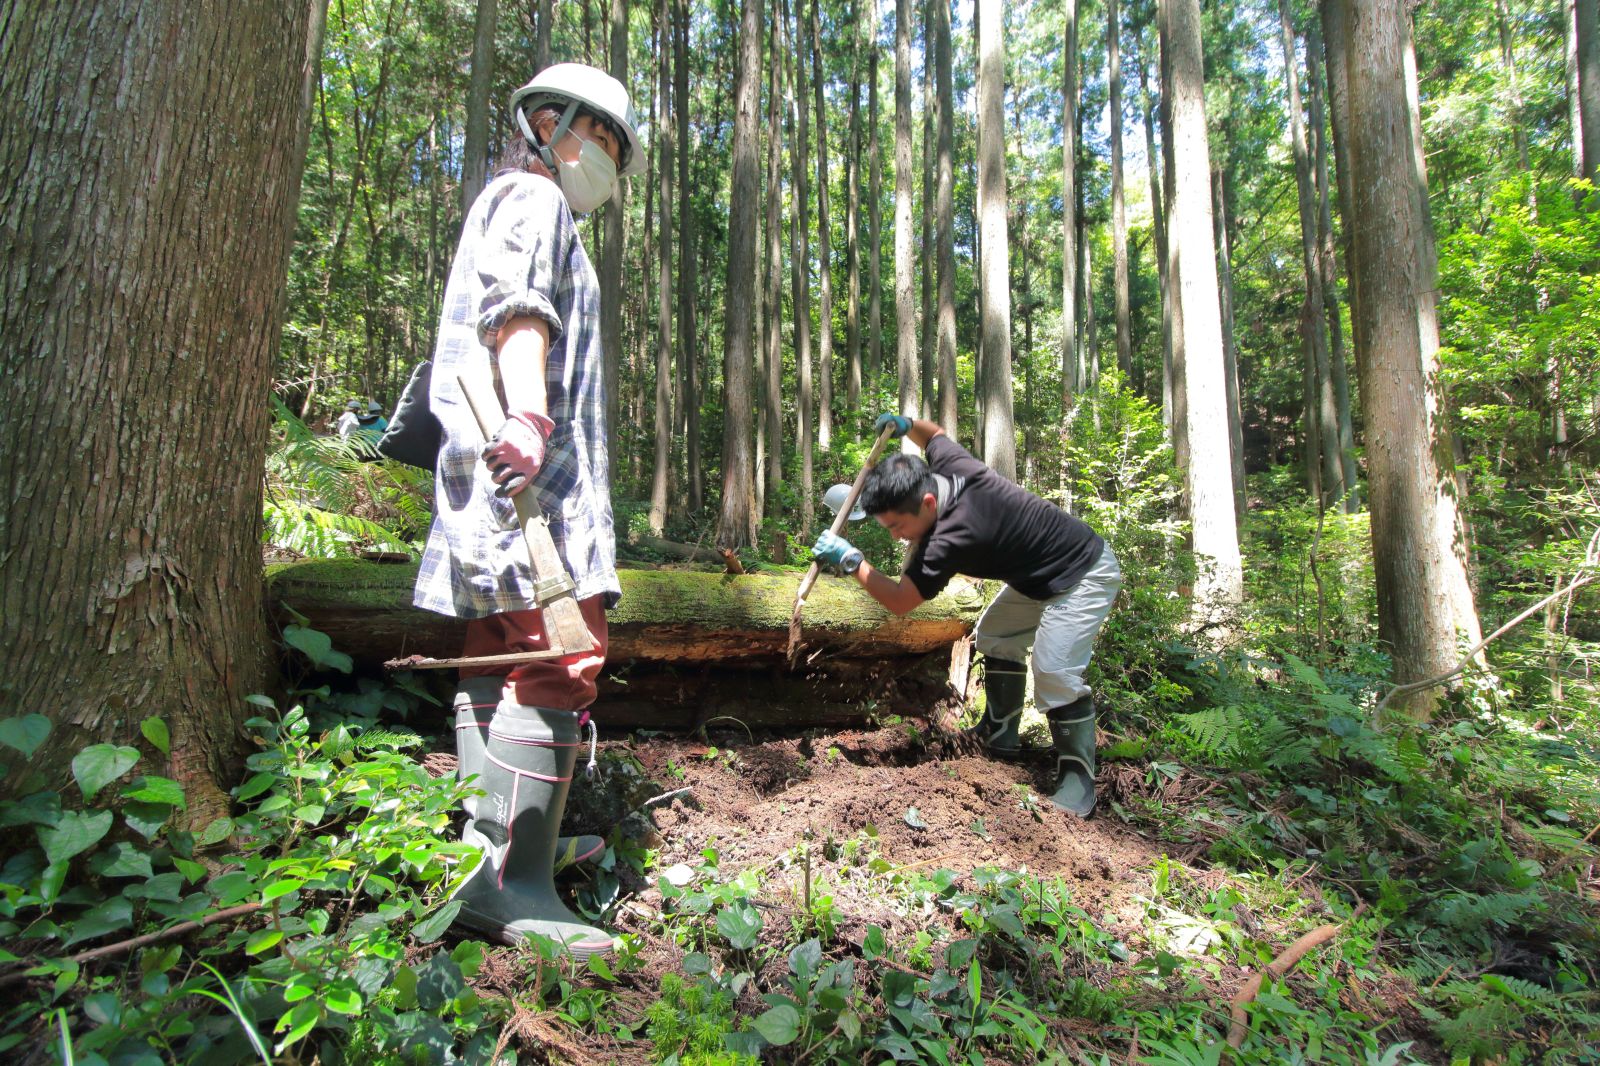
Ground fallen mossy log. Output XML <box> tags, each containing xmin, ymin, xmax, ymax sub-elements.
<box><xmin>266</xmin><ymin>559</ymin><xmax>986</xmax><ymax>730</ymax></box>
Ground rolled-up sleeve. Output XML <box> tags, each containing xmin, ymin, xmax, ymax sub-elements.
<box><xmin>474</xmin><ymin>180</ymin><xmax>570</xmax><ymax>348</ymax></box>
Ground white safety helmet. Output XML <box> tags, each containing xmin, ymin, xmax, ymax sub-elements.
<box><xmin>510</xmin><ymin>63</ymin><xmax>646</xmax><ymax>179</ymax></box>
<box><xmin>822</xmin><ymin>483</ymin><xmax>866</xmax><ymax>521</ymax></box>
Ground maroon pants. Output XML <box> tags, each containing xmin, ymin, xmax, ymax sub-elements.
<box><xmin>459</xmin><ymin>595</ymin><xmax>608</xmax><ymax>711</ymax></box>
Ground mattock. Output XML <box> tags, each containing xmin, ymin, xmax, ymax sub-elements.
<box><xmin>384</xmin><ymin>373</ymin><xmax>595</xmax><ymax>671</ymax></box>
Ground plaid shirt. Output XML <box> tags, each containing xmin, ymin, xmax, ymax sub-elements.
<box><xmin>414</xmin><ymin>171</ymin><xmax>620</xmax><ymax>619</ymax></box>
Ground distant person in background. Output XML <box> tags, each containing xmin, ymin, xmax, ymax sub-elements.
<box><xmin>413</xmin><ymin>63</ymin><xmax>643</xmax><ymax>958</ymax></box>
<box><xmin>358</xmin><ymin>399</ymin><xmax>388</xmax><ymax>435</ymax></box>
<box><xmin>335</xmin><ymin>399</ymin><xmax>362</xmax><ymax>437</ymax></box>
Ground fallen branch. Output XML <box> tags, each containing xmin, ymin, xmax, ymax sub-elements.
<box><xmin>0</xmin><ymin>902</ymin><xmax>264</xmax><ymax>989</ymax></box>
<box><xmin>1225</xmin><ymin>921</ymin><xmax>1343</xmax><ymax>1050</ymax></box>
<box><xmin>1375</xmin><ymin>569</ymin><xmax>1598</xmax><ymax>714</ymax></box>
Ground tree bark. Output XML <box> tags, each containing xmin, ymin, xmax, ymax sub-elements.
<box><xmin>921</xmin><ymin>4</ymin><xmax>937</xmax><ymax>421</ymax></box>
<box><xmin>894</xmin><ymin>0</ymin><xmax>920</xmax><ymax>453</ymax></box>
<box><xmin>1342</xmin><ymin>0</ymin><xmax>1483</xmax><ymax>714</ymax></box>
<box><xmin>812</xmin><ymin>0</ymin><xmax>837</xmax><ymax>449</ymax></box>
<box><xmin>1161</xmin><ymin>0</ymin><xmax>1242</xmax><ymax>613</ymax></box>
<box><xmin>463</xmin><ymin>0</ymin><xmax>499</xmax><ymax>218</ymax></box>
<box><xmin>1212</xmin><ymin>165</ymin><xmax>1245</xmax><ymax>523</ymax></box>
<box><xmin>788</xmin><ymin>0</ymin><xmax>815</xmax><ymax>535</ymax></box>
<box><xmin>1109</xmin><ymin>0</ymin><xmax>1132</xmax><ymax>380</ymax></box>
<box><xmin>1279</xmin><ymin>0</ymin><xmax>1342</xmax><ymax>508</ymax></box>
<box><xmin>1159</xmin><ymin>0</ymin><xmax>1185</xmax><ymax>460</ymax></box>
<box><xmin>1570</xmin><ymin>0</ymin><xmax>1587</xmax><ymax>184</ymax></box>
<box><xmin>535</xmin><ymin>0</ymin><xmax>553</xmax><ymax>71</ymax></box>
<box><xmin>718</xmin><ymin>0</ymin><xmax>764</xmax><ymax>550</ymax></box>
<box><xmin>1307</xmin><ymin>15</ymin><xmax>1358</xmax><ymax>512</ymax></box>
<box><xmin>1577</xmin><ymin>0</ymin><xmax>1600</xmax><ymax>183</ymax></box>
<box><xmin>1061</xmin><ymin>0</ymin><xmax>1080</xmax><ymax>416</ymax></box>
<box><xmin>650</xmin><ymin>0</ymin><xmax>676</xmax><ymax>535</ymax></box>
<box><xmin>602</xmin><ymin>0</ymin><xmax>630</xmax><ymax>479</ymax></box>
<box><xmin>933</xmin><ymin>0</ymin><xmax>959</xmax><ymax>429</ymax></box>
<box><xmin>676</xmin><ymin>0</ymin><xmax>703</xmax><ymax>513</ymax></box>
<box><xmin>764</xmin><ymin>3</ymin><xmax>785</xmax><ymax>511</ymax></box>
<box><xmin>845</xmin><ymin>0</ymin><xmax>864</xmax><ymax>423</ymax></box>
<box><xmin>975</xmin><ymin>0</ymin><xmax>1015</xmax><ymax>480</ymax></box>
<box><xmin>869</xmin><ymin>32</ymin><xmax>885</xmax><ymax>393</ymax></box>
<box><xmin>1138</xmin><ymin>25</ymin><xmax>1170</xmax><ymax>430</ymax></box>
<box><xmin>0</xmin><ymin>0</ymin><xmax>316</xmax><ymax>805</ymax></box>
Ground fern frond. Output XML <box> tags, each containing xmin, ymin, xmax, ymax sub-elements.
<box><xmin>1176</xmin><ymin>706</ymin><xmax>1248</xmax><ymax>757</ymax></box>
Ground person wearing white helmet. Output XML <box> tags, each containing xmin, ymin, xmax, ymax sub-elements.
<box><xmin>412</xmin><ymin>63</ymin><xmax>644</xmax><ymax>958</ymax></box>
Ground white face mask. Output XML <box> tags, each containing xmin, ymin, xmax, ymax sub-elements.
<box><xmin>552</xmin><ymin>134</ymin><xmax>617</xmax><ymax>215</ymax></box>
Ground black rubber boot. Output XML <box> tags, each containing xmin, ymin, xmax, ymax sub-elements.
<box><xmin>1046</xmin><ymin>699</ymin><xmax>1097</xmax><ymax>818</ymax></box>
<box><xmin>452</xmin><ymin>701</ymin><xmax>614</xmax><ymax>956</ymax></box>
<box><xmin>454</xmin><ymin>678</ymin><xmax>603</xmax><ymax>870</ymax></box>
<box><xmin>967</xmin><ymin>657</ymin><xmax>1027</xmax><ymax>756</ymax></box>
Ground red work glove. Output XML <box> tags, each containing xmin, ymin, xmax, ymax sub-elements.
<box><xmin>482</xmin><ymin>411</ymin><xmax>556</xmax><ymax>497</ymax></box>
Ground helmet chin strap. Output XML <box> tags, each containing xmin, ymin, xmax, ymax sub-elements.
<box><xmin>517</xmin><ymin>99</ymin><xmax>581</xmax><ymax>172</ymax></box>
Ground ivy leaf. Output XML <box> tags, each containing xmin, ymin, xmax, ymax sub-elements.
<box><xmin>62</xmin><ymin>897</ymin><xmax>133</xmax><ymax>947</ymax></box>
<box><xmin>410</xmin><ymin>900</ymin><xmax>460</xmax><ymax>944</ymax></box>
<box><xmin>282</xmin><ymin>625</ymin><xmax>353</xmax><ymax>674</ymax></box>
<box><xmin>123</xmin><ymin>801</ymin><xmax>173</xmax><ymax>840</ymax></box>
<box><xmin>122</xmin><ymin>776</ymin><xmax>186</xmax><ymax>809</ymax></box>
<box><xmin>87</xmin><ymin>842</ymin><xmax>154</xmax><ymax>880</ymax></box>
<box><xmin>752</xmin><ymin>1002</ymin><xmax>801</xmax><ymax>1046</ymax></box>
<box><xmin>196</xmin><ymin>817</ymin><xmax>234</xmax><ymax>848</ymax></box>
<box><xmin>140</xmin><ymin>718</ymin><xmax>171</xmax><ymax>755</ymax></box>
<box><xmin>0</xmin><ymin>715</ymin><xmax>51</xmax><ymax>758</ymax></box>
<box><xmin>245</xmin><ymin>929</ymin><xmax>283</xmax><ymax>956</ymax></box>
<box><xmin>72</xmin><ymin>745</ymin><xmax>141</xmax><ymax>800</ymax></box>
<box><xmin>235</xmin><ymin>772</ymin><xmax>276</xmax><ymax>802</ymax></box>
<box><xmin>39</xmin><ymin>809</ymin><xmax>114</xmax><ymax>865</ymax></box>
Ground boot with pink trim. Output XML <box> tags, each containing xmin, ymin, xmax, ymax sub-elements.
<box><xmin>451</xmin><ymin>700</ymin><xmax>614</xmax><ymax>957</ymax></box>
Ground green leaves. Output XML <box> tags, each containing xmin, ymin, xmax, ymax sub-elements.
<box><xmin>752</xmin><ymin>1001</ymin><xmax>801</xmax><ymax>1046</ymax></box>
<box><xmin>409</xmin><ymin>900</ymin><xmax>460</xmax><ymax>944</ymax></box>
<box><xmin>0</xmin><ymin>714</ymin><xmax>51</xmax><ymax>758</ymax></box>
<box><xmin>283</xmin><ymin>624</ymin><xmax>354</xmax><ymax>673</ymax></box>
<box><xmin>122</xmin><ymin>775</ymin><xmax>185</xmax><ymax>808</ymax></box>
<box><xmin>38</xmin><ymin>809</ymin><xmax>113</xmax><ymax>865</ymax></box>
<box><xmin>140</xmin><ymin>718</ymin><xmax>170</xmax><ymax>754</ymax></box>
<box><xmin>71</xmin><ymin>744</ymin><xmax>140</xmax><ymax>800</ymax></box>
<box><xmin>715</xmin><ymin>901</ymin><xmax>763</xmax><ymax>951</ymax></box>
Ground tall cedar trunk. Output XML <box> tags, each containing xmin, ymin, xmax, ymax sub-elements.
<box><xmin>676</xmin><ymin>0</ymin><xmax>703</xmax><ymax>512</ymax></box>
<box><xmin>869</xmin><ymin>37</ymin><xmax>884</xmax><ymax>392</ymax></box>
<box><xmin>602</xmin><ymin>0</ymin><xmax>629</xmax><ymax>475</ymax></box>
<box><xmin>1577</xmin><ymin>0</ymin><xmax>1600</xmax><ymax>181</ymax></box>
<box><xmin>0</xmin><ymin>0</ymin><xmax>316</xmax><ymax>804</ymax></box>
<box><xmin>921</xmin><ymin>7</ymin><xmax>936</xmax><ymax>420</ymax></box>
<box><xmin>631</xmin><ymin>33</ymin><xmax>656</xmax><ymax>490</ymax></box>
<box><xmin>895</xmin><ymin>0</ymin><xmax>920</xmax><ymax>451</ymax></box>
<box><xmin>1279</xmin><ymin>0</ymin><xmax>1343</xmax><ymax>507</ymax></box>
<box><xmin>1342</xmin><ymin>0</ymin><xmax>1482</xmax><ymax>714</ymax></box>
<box><xmin>463</xmin><ymin>0</ymin><xmax>499</xmax><ymax>218</ymax></box>
<box><xmin>1162</xmin><ymin>0</ymin><xmax>1242</xmax><ymax>611</ymax></box>
<box><xmin>649</xmin><ymin>0</ymin><xmax>675</xmax><ymax>534</ymax></box>
<box><xmin>1307</xmin><ymin>16</ymin><xmax>1358</xmax><ymax>511</ymax></box>
<box><xmin>719</xmin><ymin>0</ymin><xmax>763</xmax><ymax>549</ymax></box>
<box><xmin>812</xmin><ymin>0</ymin><xmax>836</xmax><ymax>448</ymax></box>
<box><xmin>1212</xmin><ymin>165</ymin><xmax>1245</xmax><ymax>522</ymax></box>
<box><xmin>789</xmin><ymin>0</ymin><xmax>815</xmax><ymax>533</ymax></box>
<box><xmin>1139</xmin><ymin>28</ymin><xmax>1171</xmax><ymax>428</ymax></box>
<box><xmin>976</xmin><ymin>0</ymin><xmax>1016</xmax><ymax>480</ymax></box>
<box><xmin>934</xmin><ymin>0</ymin><xmax>959</xmax><ymax>428</ymax></box>
<box><xmin>1109</xmin><ymin>0</ymin><xmax>1132</xmax><ymax>379</ymax></box>
<box><xmin>1321</xmin><ymin>0</ymin><xmax>1360</xmax><ymax>453</ymax></box>
<box><xmin>763</xmin><ymin>4</ymin><xmax>785</xmax><ymax>510</ymax></box>
<box><xmin>1159</xmin><ymin>0</ymin><xmax>1187</xmax><ymax>465</ymax></box>
<box><xmin>536</xmin><ymin>0</ymin><xmax>553</xmax><ymax>70</ymax></box>
<box><xmin>845</xmin><ymin>0</ymin><xmax>864</xmax><ymax>424</ymax></box>
<box><xmin>1404</xmin><ymin>11</ymin><xmax>1484</xmax><ymax>646</ymax></box>
<box><xmin>1571</xmin><ymin>0</ymin><xmax>1587</xmax><ymax>183</ymax></box>
<box><xmin>1061</xmin><ymin>0</ymin><xmax>1080</xmax><ymax>416</ymax></box>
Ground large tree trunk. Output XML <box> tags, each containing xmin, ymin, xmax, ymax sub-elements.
<box><xmin>788</xmin><ymin>0</ymin><xmax>815</xmax><ymax>534</ymax></box>
<box><xmin>976</xmin><ymin>0</ymin><xmax>1016</xmax><ymax>480</ymax></box>
<box><xmin>718</xmin><ymin>0</ymin><xmax>764</xmax><ymax>550</ymax></box>
<box><xmin>1577</xmin><ymin>0</ymin><xmax>1600</xmax><ymax>182</ymax></box>
<box><xmin>1279</xmin><ymin>0</ymin><xmax>1342</xmax><ymax>508</ymax></box>
<box><xmin>1212</xmin><ymin>165</ymin><xmax>1245</xmax><ymax>523</ymax></box>
<box><xmin>1061</xmin><ymin>0</ymin><xmax>1080</xmax><ymax>416</ymax></box>
<box><xmin>602</xmin><ymin>0</ymin><xmax>630</xmax><ymax>477</ymax></box>
<box><xmin>462</xmin><ymin>0</ymin><xmax>499</xmax><ymax>218</ymax></box>
<box><xmin>675</xmin><ymin>0</ymin><xmax>703</xmax><ymax>514</ymax></box>
<box><xmin>933</xmin><ymin>0</ymin><xmax>959</xmax><ymax>429</ymax></box>
<box><xmin>845</xmin><ymin>0</ymin><xmax>864</xmax><ymax>423</ymax></box>
<box><xmin>535</xmin><ymin>0</ymin><xmax>552</xmax><ymax>70</ymax></box>
<box><xmin>1161</xmin><ymin>0</ymin><xmax>1242</xmax><ymax>613</ymax></box>
<box><xmin>763</xmin><ymin>5</ymin><xmax>785</xmax><ymax>512</ymax></box>
<box><xmin>869</xmin><ymin>35</ymin><xmax>885</xmax><ymax>393</ymax></box>
<box><xmin>1342</xmin><ymin>0</ymin><xmax>1482</xmax><ymax>715</ymax></box>
<box><xmin>1108</xmin><ymin>0</ymin><xmax>1132</xmax><ymax>380</ymax></box>
<box><xmin>812</xmin><ymin>0</ymin><xmax>837</xmax><ymax>449</ymax></box>
<box><xmin>894</xmin><ymin>0</ymin><xmax>920</xmax><ymax>452</ymax></box>
<box><xmin>1307</xmin><ymin>16</ymin><xmax>1358</xmax><ymax>512</ymax></box>
<box><xmin>1159</xmin><ymin>0</ymin><xmax>1185</xmax><ymax>460</ymax></box>
<box><xmin>921</xmin><ymin>10</ymin><xmax>937</xmax><ymax>421</ymax></box>
<box><xmin>0</xmin><ymin>0</ymin><xmax>317</xmax><ymax>806</ymax></box>
<box><xmin>1138</xmin><ymin>25</ymin><xmax>1170</xmax><ymax>430</ymax></box>
<box><xmin>650</xmin><ymin>0</ymin><xmax>676</xmax><ymax>535</ymax></box>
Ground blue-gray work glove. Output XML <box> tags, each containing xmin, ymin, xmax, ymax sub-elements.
<box><xmin>874</xmin><ymin>413</ymin><xmax>913</xmax><ymax>438</ymax></box>
<box><xmin>812</xmin><ymin>531</ymin><xmax>865</xmax><ymax>575</ymax></box>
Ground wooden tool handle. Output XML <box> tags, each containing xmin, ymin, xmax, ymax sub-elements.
<box><xmin>794</xmin><ymin>422</ymin><xmax>898</xmax><ymax>604</ymax></box>
<box><xmin>457</xmin><ymin>373</ymin><xmax>595</xmax><ymax>655</ymax></box>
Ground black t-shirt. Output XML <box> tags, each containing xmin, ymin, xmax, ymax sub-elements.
<box><xmin>903</xmin><ymin>434</ymin><xmax>1104</xmax><ymax>602</ymax></box>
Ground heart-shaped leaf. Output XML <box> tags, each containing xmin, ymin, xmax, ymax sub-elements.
<box><xmin>71</xmin><ymin>745</ymin><xmax>140</xmax><ymax>800</ymax></box>
<box><xmin>140</xmin><ymin>718</ymin><xmax>170</xmax><ymax>755</ymax></box>
<box><xmin>0</xmin><ymin>715</ymin><xmax>51</xmax><ymax>758</ymax></box>
<box><xmin>752</xmin><ymin>1002</ymin><xmax>801</xmax><ymax>1046</ymax></box>
<box><xmin>39</xmin><ymin>809</ymin><xmax>114</xmax><ymax>865</ymax></box>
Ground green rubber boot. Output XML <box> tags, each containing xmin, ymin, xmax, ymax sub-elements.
<box><xmin>454</xmin><ymin>679</ymin><xmax>603</xmax><ymax>870</ymax></box>
<box><xmin>967</xmin><ymin>658</ymin><xmax>1027</xmax><ymax>756</ymax></box>
<box><xmin>452</xmin><ymin>701</ymin><xmax>614</xmax><ymax>957</ymax></box>
<box><xmin>1046</xmin><ymin>700</ymin><xmax>1097</xmax><ymax>818</ymax></box>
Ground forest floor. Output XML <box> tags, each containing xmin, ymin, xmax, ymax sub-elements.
<box><xmin>432</xmin><ymin>720</ymin><xmax>1446</xmax><ymax>1064</ymax></box>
